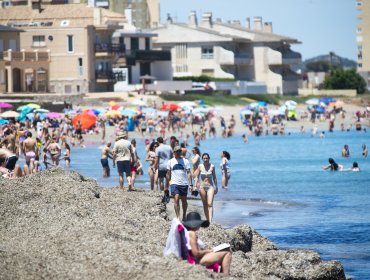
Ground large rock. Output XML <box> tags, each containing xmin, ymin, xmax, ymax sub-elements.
<box><xmin>0</xmin><ymin>169</ymin><xmax>346</xmax><ymax>279</ymax></box>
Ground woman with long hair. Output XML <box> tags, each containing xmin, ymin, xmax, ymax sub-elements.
<box><xmin>193</xmin><ymin>153</ymin><xmax>218</xmax><ymax>222</ymax></box>
<box><xmin>220</xmin><ymin>151</ymin><xmax>230</xmax><ymax>189</ymax></box>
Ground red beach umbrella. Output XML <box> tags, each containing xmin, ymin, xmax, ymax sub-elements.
<box><xmin>160</xmin><ymin>103</ymin><xmax>180</xmax><ymax>111</ymax></box>
<box><xmin>72</xmin><ymin>113</ymin><xmax>97</xmax><ymax>129</ymax></box>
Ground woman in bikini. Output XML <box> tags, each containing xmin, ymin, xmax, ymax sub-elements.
<box><xmin>145</xmin><ymin>141</ymin><xmax>158</xmax><ymax>191</ymax></box>
<box><xmin>220</xmin><ymin>151</ymin><xmax>231</xmax><ymax>189</ymax></box>
<box><xmin>193</xmin><ymin>153</ymin><xmax>218</xmax><ymax>222</ymax></box>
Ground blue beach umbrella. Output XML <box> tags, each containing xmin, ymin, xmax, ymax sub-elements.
<box><xmin>0</xmin><ymin>119</ymin><xmax>9</xmax><ymax>125</ymax></box>
<box><xmin>319</xmin><ymin>97</ymin><xmax>336</xmax><ymax>105</ymax></box>
<box><xmin>121</xmin><ymin>109</ymin><xmax>137</xmax><ymax>117</ymax></box>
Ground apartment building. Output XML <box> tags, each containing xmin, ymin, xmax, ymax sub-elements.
<box><xmin>0</xmin><ymin>25</ymin><xmax>50</xmax><ymax>93</ymax></box>
<box><xmin>0</xmin><ymin>2</ymin><xmax>125</xmax><ymax>94</ymax></box>
<box><xmin>356</xmin><ymin>0</ymin><xmax>370</xmax><ymax>89</ymax></box>
<box><xmin>153</xmin><ymin>12</ymin><xmax>302</xmax><ymax>95</ymax></box>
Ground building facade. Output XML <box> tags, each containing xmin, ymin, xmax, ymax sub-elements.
<box><xmin>0</xmin><ymin>2</ymin><xmax>126</xmax><ymax>93</ymax></box>
<box><xmin>153</xmin><ymin>12</ymin><xmax>302</xmax><ymax>95</ymax></box>
<box><xmin>356</xmin><ymin>0</ymin><xmax>370</xmax><ymax>90</ymax></box>
<box><xmin>0</xmin><ymin>25</ymin><xmax>50</xmax><ymax>93</ymax></box>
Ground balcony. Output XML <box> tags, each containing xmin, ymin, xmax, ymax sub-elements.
<box><xmin>95</xmin><ymin>43</ymin><xmax>126</xmax><ymax>57</ymax></box>
<box><xmin>282</xmin><ymin>50</ymin><xmax>301</xmax><ymax>65</ymax></box>
<box><xmin>217</xmin><ymin>47</ymin><xmax>252</xmax><ymax>65</ymax></box>
<box><xmin>124</xmin><ymin>50</ymin><xmax>171</xmax><ymax>66</ymax></box>
<box><xmin>1</xmin><ymin>50</ymin><xmax>50</xmax><ymax>62</ymax></box>
<box><xmin>95</xmin><ymin>70</ymin><xmax>116</xmax><ymax>83</ymax></box>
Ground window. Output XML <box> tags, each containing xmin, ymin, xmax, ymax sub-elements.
<box><xmin>358</xmin><ymin>63</ymin><xmax>362</xmax><ymax>68</ymax></box>
<box><xmin>201</xmin><ymin>46</ymin><xmax>214</xmax><ymax>59</ymax></box>
<box><xmin>0</xmin><ymin>39</ymin><xmax>3</xmax><ymax>52</ymax></box>
<box><xmin>201</xmin><ymin>69</ymin><xmax>214</xmax><ymax>77</ymax></box>
<box><xmin>32</xmin><ymin>36</ymin><xmax>46</xmax><ymax>47</ymax></box>
<box><xmin>131</xmin><ymin>37</ymin><xmax>139</xmax><ymax>50</ymax></box>
<box><xmin>65</xmin><ymin>85</ymin><xmax>72</xmax><ymax>93</ymax></box>
<box><xmin>78</xmin><ymin>58</ymin><xmax>83</xmax><ymax>76</ymax></box>
<box><xmin>67</xmin><ymin>35</ymin><xmax>74</xmax><ymax>53</ymax></box>
<box><xmin>145</xmin><ymin>38</ymin><xmax>150</xmax><ymax>50</ymax></box>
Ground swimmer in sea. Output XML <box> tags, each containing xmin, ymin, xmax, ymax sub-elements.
<box><xmin>362</xmin><ymin>144</ymin><xmax>368</xmax><ymax>158</ymax></box>
<box><xmin>322</xmin><ymin>158</ymin><xmax>343</xmax><ymax>171</ymax></box>
<box><xmin>341</xmin><ymin>145</ymin><xmax>350</xmax><ymax>158</ymax></box>
<box><xmin>343</xmin><ymin>162</ymin><xmax>360</xmax><ymax>172</ymax></box>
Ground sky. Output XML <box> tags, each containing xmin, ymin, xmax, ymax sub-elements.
<box><xmin>159</xmin><ymin>0</ymin><xmax>358</xmax><ymax>61</ymax></box>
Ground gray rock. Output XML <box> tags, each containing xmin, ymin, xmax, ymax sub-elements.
<box><xmin>0</xmin><ymin>169</ymin><xmax>346</xmax><ymax>279</ymax></box>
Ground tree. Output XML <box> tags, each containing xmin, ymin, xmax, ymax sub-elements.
<box><xmin>323</xmin><ymin>68</ymin><xmax>367</xmax><ymax>94</ymax></box>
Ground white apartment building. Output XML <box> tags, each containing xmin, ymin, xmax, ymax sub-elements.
<box><xmin>357</xmin><ymin>0</ymin><xmax>370</xmax><ymax>90</ymax></box>
<box><xmin>153</xmin><ymin>12</ymin><xmax>302</xmax><ymax>95</ymax></box>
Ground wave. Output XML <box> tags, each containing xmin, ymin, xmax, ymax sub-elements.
<box><xmin>241</xmin><ymin>211</ymin><xmax>264</xmax><ymax>217</ymax></box>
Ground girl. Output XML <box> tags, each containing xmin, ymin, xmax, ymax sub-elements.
<box><xmin>220</xmin><ymin>151</ymin><xmax>231</xmax><ymax>189</ymax></box>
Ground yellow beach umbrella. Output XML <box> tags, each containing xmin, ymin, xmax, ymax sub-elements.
<box><xmin>105</xmin><ymin>110</ymin><xmax>121</xmax><ymax>117</ymax></box>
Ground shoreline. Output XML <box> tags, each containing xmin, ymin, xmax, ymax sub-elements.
<box><xmin>0</xmin><ymin>168</ymin><xmax>346</xmax><ymax>279</ymax></box>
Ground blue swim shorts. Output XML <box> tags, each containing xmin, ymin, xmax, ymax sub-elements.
<box><xmin>170</xmin><ymin>184</ymin><xmax>188</xmax><ymax>197</ymax></box>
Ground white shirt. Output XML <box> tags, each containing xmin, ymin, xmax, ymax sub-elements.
<box><xmin>167</xmin><ymin>157</ymin><xmax>190</xmax><ymax>186</ymax></box>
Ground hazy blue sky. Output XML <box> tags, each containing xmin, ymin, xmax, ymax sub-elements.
<box><xmin>160</xmin><ymin>0</ymin><xmax>358</xmax><ymax>61</ymax></box>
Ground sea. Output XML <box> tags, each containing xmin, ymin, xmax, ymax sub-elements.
<box><xmin>62</xmin><ymin>130</ymin><xmax>369</xmax><ymax>279</ymax></box>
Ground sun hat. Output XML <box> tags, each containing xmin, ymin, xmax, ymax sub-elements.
<box><xmin>183</xmin><ymin>212</ymin><xmax>209</xmax><ymax>229</ymax></box>
<box><xmin>173</xmin><ymin>145</ymin><xmax>182</xmax><ymax>152</ymax></box>
<box><xmin>115</xmin><ymin>131</ymin><xmax>127</xmax><ymax>141</ymax></box>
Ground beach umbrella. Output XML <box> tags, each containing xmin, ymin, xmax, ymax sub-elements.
<box><xmin>142</xmin><ymin>107</ymin><xmax>156</xmax><ymax>114</ymax></box>
<box><xmin>240</xmin><ymin>109</ymin><xmax>253</xmax><ymax>116</ymax></box>
<box><xmin>83</xmin><ymin>109</ymin><xmax>97</xmax><ymax>116</ymax></box>
<box><xmin>1</xmin><ymin>110</ymin><xmax>19</xmax><ymax>118</ymax></box>
<box><xmin>131</xmin><ymin>99</ymin><xmax>148</xmax><ymax>107</ymax></box>
<box><xmin>35</xmin><ymin>108</ymin><xmax>49</xmax><ymax>113</ymax></box>
<box><xmin>108</xmin><ymin>101</ymin><xmax>117</xmax><ymax>107</ymax></box>
<box><xmin>105</xmin><ymin>110</ymin><xmax>122</xmax><ymax>117</ymax></box>
<box><xmin>110</xmin><ymin>104</ymin><xmax>122</xmax><ymax>111</ymax></box>
<box><xmin>249</xmin><ymin>101</ymin><xmax>268</xmax><ymax>108</ymax></box>
<box><xmin>72</xmin><ymin>113</ymin><xmax>97</xmax><ymax>129</ymax></box>
<box><xmin>0</xmin><ymin>119</ymin><xmax>9</xmax><ymax>124</ymax></box>
<box><xmin>0</xmin><ymin>102</ymin><xmax>13</xmax><ymax>109</ymax></box>
<box><xmin>121</xmin><ymin>109</ymin><xmax>137</xmax><ymax>117</ymax></box>
<box><xmin>193</xmin><ymin>107</ymin><xmax>210</xmax><ymax>114</ymax></box>
<box><xmin>160</xmin><ymin>103</ymin><xmax>181</xmax><ymax>111</ymax></box>
<box><xmin>46</xmin><ymin>112</ymin><xmax>61</xmax><ymax>119</ymax></box>
<box><xmin>285</xmin><ymin>100</ymin><xmax>297</xmax><ymax>107</ymax></box>
<box><xmin>26</xmin><ymin>103</ymin><xmax>41</xmax><ymax>109</ymax></box>
<box><xmin>319</xmin><ymin>97</ymin><xmax>336</xmax><ymax>105</ymax></box>
<box><xmin>178</xmin><ymin>101</ymin><xmax>197</xmax><ymax>108</ymax></box>
<box><xmin>305</xmin><ymin>98</ymin><xmax>320</xmax><ymax>106</ymax></box>
<box><xmin>315</xmin><ymin>106</ymin><xmax>325</xmax><ymax>113</ymax></box>
<box><xmin>240</xmin><ymin>97</ymin><xmax>257</xmax><ymax>103</ymax></box>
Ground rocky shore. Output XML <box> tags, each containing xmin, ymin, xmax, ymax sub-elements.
<box><xmin>0</xmin><ymin>169</ymin><xmax>346</xmax><ymax>279</ymax></box>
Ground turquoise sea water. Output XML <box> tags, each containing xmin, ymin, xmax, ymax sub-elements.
<box><xmin>67</xmin><ymin>130</ymin><xmax>369</xmax><ymax>279</ymax></box>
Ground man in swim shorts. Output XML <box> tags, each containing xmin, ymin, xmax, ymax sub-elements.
<box><xmin>154</xmin><ymin>137</ymin><xmax>173</xmax><ymax>203</ymax></box>
<box><xmin>100</xmin><ymin>142</ymin><xmax>112</xmax><ymax>177</ymax></box>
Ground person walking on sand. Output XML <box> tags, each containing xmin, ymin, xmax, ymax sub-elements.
<box><xmin>220</xmin><ymin>151</ymin><xmax>231</xmax><ymax>189</ymax></box>
<box><xmin>193</xmin><ymin>153</ymin><xmax>218</xmax><ymax>222</ymax></box>
<box><xmin>101</xmin><ymin>142</ymin><xmax>113</xmax><ymax>177</ymax></box>
<box><xmin>145</xmin><ymin>141</ymin><xmax>158</xmax><ymax>191</ymax></box>
<box><xmin>154</xmin><ymin>136</ymin><xmax>172</xmax><ymax>202</ymax></box>
<box><xmin>112</xmin><ymin>132</ymin><xmax>136</xmax><ymax>191</ymax></box>
<box><xmin>130</xmin><ymin>139</ymin><xmax>139</xmax><ymax>190</ymax></box>
<box><xmin>167</xmin><ymin>146</ymin><xmax>193</xmax><ymax>220</ymax></box>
